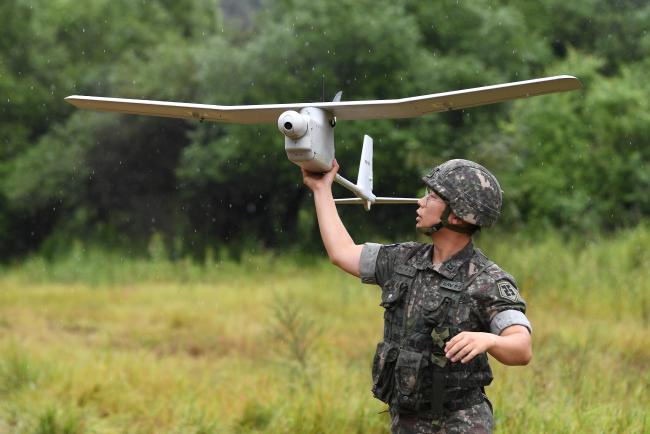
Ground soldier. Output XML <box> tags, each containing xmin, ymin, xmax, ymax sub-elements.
<box><xmin>301</xmin><ymin>158</ymin><xmax>532</xmax><ymax>434</ymax></box>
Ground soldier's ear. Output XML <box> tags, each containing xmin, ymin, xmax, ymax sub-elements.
<box><xmin>448</xmin><ymin>212</ymin><xmax>464</xmax><ymax>225</ymax></box>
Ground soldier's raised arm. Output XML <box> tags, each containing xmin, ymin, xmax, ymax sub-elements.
<box><xmin>301</xmin><ymin>160</ymin><xmax>363</xmax><ymax>276</ymax></box>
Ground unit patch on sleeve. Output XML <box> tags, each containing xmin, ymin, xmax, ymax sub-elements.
<box><xmin>497</xmin><ymin>280</ymin><xmax>519</xmax><ymax>302</ymax></box>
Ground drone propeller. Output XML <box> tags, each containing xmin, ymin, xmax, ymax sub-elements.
<box><xmin>65</xmin><ymin>75</ymin><xmax>580</xmax><ymax>124</ymax></box>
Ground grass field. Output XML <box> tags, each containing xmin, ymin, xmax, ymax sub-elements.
<box><xmin>1</xmin><ymin>227</ymin><xmax>649</xmax><ymax>433</ymax></box>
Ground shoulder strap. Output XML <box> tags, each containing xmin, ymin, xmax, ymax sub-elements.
<box><xmin>405</xmin><ymin>243</ymin><xmax>428</xmax><ymax>264</ymax></box>
<box><xmin>393</xmin><ymin>243</ymin><xmax>427</xmax><ymax>276</ymax></box>
<box><xmin>461</xmin><ymin>254</ymin><xmax>494</xmax><ymax>291</ymax></box>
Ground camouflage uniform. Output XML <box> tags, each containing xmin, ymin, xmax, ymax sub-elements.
<box><xmin>390</xmin><ymin>401</ymin><xmax>493</xmax><ymax>434</ymax></box>
<box><xmin>360</xmin><ymin>241</ymin><xmax>531</xmax><ymax>434</ymax></box>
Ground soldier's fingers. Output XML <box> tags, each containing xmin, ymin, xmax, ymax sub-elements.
<box><xmin>461</xmin><ymin>349</ymin><xmax>479</xmax><ymax>364</ymax></box>
<box><xmin>445</xmin><ymin>332</ymin><xmax>466</xmax><ymax>351</ymax></box>
<box><xmin>445</xmin><ymin>338</ymin><xmax>469</xmax><ymax>359</ymax></box>
<box><xmin>301</xmin><ymin>168</ymin><xmax>316</xmax><ymax>182</ymax></box>
<box><xmin>447</xmin><ymin>332</ymin><xmax>476</xmax><ymax>353</ymax></box>
<box><xmin>450</xmin><ymin>342</ymin><xmax>474</xmax><ymax>362</ymax></box>
<box><xmin>444</xmin><ymin>338</ymin><xmax>463</xmax><ymax>356</ymax></box>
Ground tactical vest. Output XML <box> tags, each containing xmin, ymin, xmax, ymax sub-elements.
<box><xmin>371</xmin><ymin>244</ymin><xmax>495</xmax><ymax>416</ymax></box>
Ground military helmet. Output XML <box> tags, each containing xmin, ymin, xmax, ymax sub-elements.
<box><xmin>422</xmin><ymin>159</ymin><xmax>503</xmax><ymax>228</ymax></box>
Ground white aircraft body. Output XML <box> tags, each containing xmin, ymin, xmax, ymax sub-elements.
<box><xmin>66</xmin><ymin>75</ymin><xmax>581</xmax><ymax>210</ymax></box>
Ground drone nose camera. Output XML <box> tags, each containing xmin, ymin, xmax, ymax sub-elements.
<box><xmin>277</xmin><ymin>110</ymin><xmax>309</xmax><ymax>140</ymax></box>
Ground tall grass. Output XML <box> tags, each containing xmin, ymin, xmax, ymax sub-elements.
<box><xmin>0</xmin><ymin>227</ymin><xmax>648</xmax><ymax>433</ymax></box>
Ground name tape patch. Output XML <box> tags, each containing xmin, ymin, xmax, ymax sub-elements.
<box><xmin>395</xmin><ymin>264</ymin><xmax>417</xmax><ymax>277</ymax></box>
<box><xmin>497</xmin><ymin>280</ymin><xmax>519</xmax><ymax>302</ymax></box>
<box><xmin>440</xmin><ymin>280</ymin><xmax>463</xmax><ymax>291</ymax></box>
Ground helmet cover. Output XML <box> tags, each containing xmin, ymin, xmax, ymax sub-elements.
<box><xmin>422</xmin><ymin>159</ymin><xmax>503</xmax><ymax>227</ymax></box>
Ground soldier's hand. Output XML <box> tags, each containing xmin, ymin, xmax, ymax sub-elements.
<box><xmin>444</xmin><ymin>331</ymin><xmax>497</xmax><ymax>364</ymax></box>
<box><xmin>301</xmin><ymin>159</ymin><xmax>339</xmax><ymax>193</ymax></box>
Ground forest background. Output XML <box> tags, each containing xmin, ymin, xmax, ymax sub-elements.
<box><xmin>2</xmin><ymin>0</ymin><xmax>650</xmax><ymax>258</ymax></box>
<box><xmin>0</xmin><ymin>1</ymin><xmax>649</xmax><ymax>433</ymax></box>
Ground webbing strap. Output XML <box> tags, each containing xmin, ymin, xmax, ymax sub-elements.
<box><xmin>430</xmin><ymin>372</ymin><xmax>446</xmax><ymax>416</ymax></box>
<box><xmin>461</xmin><ymin>259</ymin><xmax>494</xmax><ymax>291</ymax></box>
<box><xmin>439</xmin><ymin>206</ymin><xmax>476</xmax><ymax>234</ymax></box>
<box><xmin>435</xmin><ymin>255</ymin><xmax>493</xmax><ymax>348</ymax></box>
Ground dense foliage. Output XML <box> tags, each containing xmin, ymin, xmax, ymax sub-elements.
<box><xmin>2</xmin><ymin>0</ymin><xmax>649</xmax><ymax>259</ymax></box>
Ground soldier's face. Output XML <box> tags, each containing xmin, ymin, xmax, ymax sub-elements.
<box><xmin>416</xmin><ymin>188</ymin><xmax>446</xmax><ymax>228</ymax></box>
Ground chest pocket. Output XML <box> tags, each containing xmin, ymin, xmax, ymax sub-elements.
<box><xmin>379</xmin><ymin>264</ymin><xmax>416</xmax><ymax>309</ymax></box>
<box><xmin>380</xmin><ymin>280</ymin><xmax>407</xmax><ymax>309</ymax></box>
<box><xmin>422</xmin><ymin>287</ymin><xmax>469</xmax><ymax>326</ymax></box>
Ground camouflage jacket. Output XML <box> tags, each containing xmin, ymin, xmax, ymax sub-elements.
<box><xmin>360</xmin><ymin>241</ymin><xmax>529</xmax><ymax>416</ymax></box>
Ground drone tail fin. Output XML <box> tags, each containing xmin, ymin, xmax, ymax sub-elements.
<box><xmin>332</xmin><ymin>135</ymin><xmax>375</xmax><ymax>210</ymax></box>
<box><xmin>356</xmin><ymin>135</ymin><xmax>374</xmax><ymax>198</ymax></box>
<box><xmin>333</xmin><ymin>135</ymin><xmax>419</xmax><ymax>210</ymax></box>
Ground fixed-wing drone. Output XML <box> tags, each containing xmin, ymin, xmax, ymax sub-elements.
<box><xmin>66</xmin><ymin>75</ymin><xmax>581</xmax><ymax>210</ymax></box>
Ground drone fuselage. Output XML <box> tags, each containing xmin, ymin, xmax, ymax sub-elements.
<box><xmin>278</xmin><ymin>107</ymin><xmax>335</xmax><ymax>173</ymax></box>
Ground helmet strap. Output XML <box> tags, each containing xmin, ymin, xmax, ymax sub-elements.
<box><xmin>417</xmin><ymin>205</ymin><xmax>476</xmax><ymax>235</ymax></box>
<box><xmin>417</xmin><ymin>221</ymin><xmax>445</xmax><ymax>236</ymax></box>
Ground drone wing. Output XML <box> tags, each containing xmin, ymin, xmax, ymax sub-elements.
<box><xmin>65</xmin><ymin>75</ymin><xmax>580</xmax><ymax>124</ymax></box>
<box><xmin>334</xmin><ymin>197</ymin><xmax>420</xmax><ymax>205</ymax></box>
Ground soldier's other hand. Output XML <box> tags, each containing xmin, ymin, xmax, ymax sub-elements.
<box><xmin>444</xmin><ymin>332</ymin><xmax>497</xmax><ymax>364</ymax></box>
<box><xmin>301</xmin><ymin>159</ymin><xmax>340</xmax><ymax>192</ymax></box>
